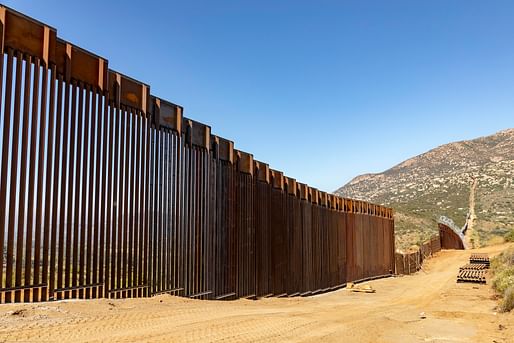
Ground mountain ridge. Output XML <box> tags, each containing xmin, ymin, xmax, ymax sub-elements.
<box><xmin>335</xmin><ymin>128</ymin><xmax>514</xmax><ymax>249</ymax></box>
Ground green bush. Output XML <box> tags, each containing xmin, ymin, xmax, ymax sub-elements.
<box><xmin>500</xmin><ymin>286</ymin><xmax>514</xmax><ymax>312</ymax></box>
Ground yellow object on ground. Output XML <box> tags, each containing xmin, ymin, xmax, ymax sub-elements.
<box><xmin>346</xmin><ymin>282</ymin><xmax>376</xmax><ymax>293</ymax></box>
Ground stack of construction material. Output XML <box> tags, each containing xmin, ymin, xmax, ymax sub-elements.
<box><xmin>469</xmin><ymin>253</ymin><xmax>490</xmax><ymax>267</ymax></box>
<box><xmin>459</xmin><ymin>263</ymin><xmax>488</xmax><ymax>270</ymax></box>
<box><xmin>457</xmin><ymin>254</ymin><xmax>489</xmax><ymax>284</ymax></box>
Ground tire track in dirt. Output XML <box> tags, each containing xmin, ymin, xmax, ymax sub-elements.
<box><xmin>0</xmin><ymin>243</ymin><xmax>513</xmax><ymax>342</ymax></box>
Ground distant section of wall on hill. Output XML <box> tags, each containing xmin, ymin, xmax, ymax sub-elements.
<box><xmin>395</xmin><ymin>236</ymin><xmax>441</xmax><ymax>275</ymax></box>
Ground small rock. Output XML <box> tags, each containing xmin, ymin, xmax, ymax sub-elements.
<box><xmin>11</xmin><ymin>309</ymin><xmax>26</xmax><ymax>317</ymax></box>
<box><xmin>419</xmin><ymin>312</ymin><xmax>426</xmax><ymax>319</ymax></box>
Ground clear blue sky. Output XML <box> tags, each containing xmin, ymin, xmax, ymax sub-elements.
<box><xmin>7</xmin><ymin>0</ymin><xmax>514</xmax><ymax>192</ymax></box>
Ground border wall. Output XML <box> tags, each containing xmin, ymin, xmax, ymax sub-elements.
<box><xmin>395</xmin><ymin>235</ymin><xmax>441</xmax><ymax>275</ymax></box>
<box><xmin>0</xmin><ymin>6</ymin><xmax>395</xmax><ymax>303</ymax></box>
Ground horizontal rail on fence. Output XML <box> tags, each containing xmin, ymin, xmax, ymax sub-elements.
<box><xmin>0</xmin><ymin>5</ymin><xmax>396</xmax><ymax>304</ymax></box>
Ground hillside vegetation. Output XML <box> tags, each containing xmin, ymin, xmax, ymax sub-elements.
<box><xmin>335</xmin><ymin>129</ymin><xmax>514</xmax><ymax>250</ymax></box>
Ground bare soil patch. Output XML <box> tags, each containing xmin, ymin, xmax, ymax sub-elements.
<box><xmin>1</xmin><ymin>244</ymin><xmax>513</xmax><ymax>342</ymax></box>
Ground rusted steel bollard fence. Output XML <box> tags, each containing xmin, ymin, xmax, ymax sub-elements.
<box><xmin>0</xmin><ymin>6</ymin><xmax>395</xmax><ymax>303</ymax></box>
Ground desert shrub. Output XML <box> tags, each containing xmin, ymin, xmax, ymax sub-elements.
<box><xmin>491</xmin><ymin>248</ymin><xmax>514</xmax><ymax>271</ymax></box>
<box><xmin>492</xmin><ymin>267</ymin><xmax>514</xmax><ymax>294</ymax></box>
<box><xmin>500</xmin><ymin>286</ymin><xmax>514</xmax><ymax>312</ymax></box>
<box><xmin>505</xmin><ymin>229</ymin><xmax>514</xmax><ymax>242</ymax></box>
<box><xmin>492</xmin><ymin>248</ymin><xmax>514</xmax><ymax>311</ymax></box>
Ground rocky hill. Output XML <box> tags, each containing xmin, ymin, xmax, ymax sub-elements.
<box><xmin>335</xmin><ymin>129</ymin><xmax>514</xmax><ymax>250</ymax></box>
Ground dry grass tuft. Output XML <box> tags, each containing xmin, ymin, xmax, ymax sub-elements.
<box><xmin>491</xmin><ymin>248</ymin><xmax>514</xmax><ymax>312</ymax></box>
<box><xmin>500</xmin><ymin>286</ymin><xmax>514</xmax><ymax>312</ymax></box>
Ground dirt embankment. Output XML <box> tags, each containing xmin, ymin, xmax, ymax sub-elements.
<box><xmin>1</xmin><ymin>244</ymin><xmax>513</xmax><ymax>342</ymax></box>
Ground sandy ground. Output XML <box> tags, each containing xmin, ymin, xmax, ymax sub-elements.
<box><xmin>1</xmin><ymin>244</ymin><xmax>513</xmax><ymax>343</ymax></box>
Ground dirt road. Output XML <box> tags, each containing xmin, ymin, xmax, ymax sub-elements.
<box><xmin>1</xmin><ymin>244</ymin><xmax>513</xmax><ymax>342</ymax></box>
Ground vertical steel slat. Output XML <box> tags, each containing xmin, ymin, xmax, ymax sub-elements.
<box><xmin>170</xmin><ymin>132</ymin><xmax>176</xmax><ymax>292</ymax></box>
<box><xmin>182</xmin><ymin>139</ymin><xmax>187</xmax><ymax>296</ymax></box>
<box><xmin>169</xmin><ymin>132</ymin><xmax>174</xmax><ymax>292</ymax></box>
<box><xmin>202</xmin><ymin>149</ymin><xmax>207</xmax><ymax>296</ymax></box>
<box><xmin>151</xmin><ymin>128</ymin><xmax>158</xmax><ymax>294</ymax></box>
<box><xmin>121</xmin><ymin>108</ymin><xmax>130</xmax><ymax>295</ymax></box>
<box><xmin>5</xmin><ymin>51</ymin><xmax>23</xmax><ymax>303</ymax></box>
<box><xmin>226</xmin><ymin>162</ymin><xmax>231</xmax><ymax>297</ymax></box>
<box><xmin>157</xmin><ymin>125</ymin><xmax>162</xmax><ymax>294</ymax></box>
<box><xmin>117</xmin><ymin>106</ymin><xmax>125</xmax><ymax>294</ymax></box>
<box><xmin>188</xmin><ymin>146</ymin><xmax>193</xmax><ymax>296</ymax></box>
<box><xmin>98</xmin><ymin>98</ymin><xmax>109</xmax><ymax>298</ymax></box>
<box><xmin>154</xmin><ymin>127</ymin><xmax>159</xmax><ymax>294</ymax></box>
<box><xmin>59</xmin><ymin>76</ymin><xmax>72</xmax><ymax>296</ymax></box>
<box><xmin>205</xmin><ymin>150</ymin><xmax>211</xmax><ymax>297</ymax></box>
<box><xmin>35</xmin><ymin>60</ymin><xmax>50</xmax><ymax>302</ymax></box>
<box><xmin>0</xmin><ymin>49</ymin><xmax>14</xmax><ymax>293</ymax></box>
<box><xmin>162</xmin><ymin>129</ymin><xmax>168</xmax><ymax>293</ymax></box>
<box><xmin>195</xmin><ymin>148</ymin><xmax>200</xmax><ymax>295</ymax></box>
<box><xmin>193</xmin><ymin>146</ymin><xmax>198</xmax><ymax>296</ymax></box>
<box><xmin>126</xmin><ymin>110</ymin><xmax>135</xmax><ymax>297</ymax></box>
<box><xmin>64</xmin><ymin>81</ymin><xmax>77</xmax><ymax>299</ymax></box>
<box><xmin>104</xmin><ymin>103</ymin><xmax>120</xmax><ymax>298</ymax></box>
<box><xmin>195</xmin><ymin>148</ymin><xmax>201</xmax><ymax>295</ymax></box>
<box><xmin>204</xmin><ymin>150</ymin><xmax>209</xmax><ymax>297</ymax></box>
<box><xmin>170</xmin><ymin>130</ymin><xmax>175</xmax><ymax>293</ymax></box>
<box><xmin>109</xmin><ymin>104</ymin><xmax>120</xmax><ymax>295</ymax></box>
<box><xmin>132</xmin><ymin>111</ymin><xmax>140</xmax><ymax>294</ymax></box>
<box><xmin>215</xmin><ymin>161</ymin><xmax>220</xmax><ymax>297</ymax></box>
<box><xmin>189</xmin><ymin>146</ymin><xmax>194</xmax><ymax>296</ymax></box>
<box><xmin>218</xmin><ymin>162</ymin><xmax>223</xmax><ymax>297</ymax></box>
<box><xmin>72</xmin><ymin>83</ymin><xmax>85</xmax><ymax>298</ymax></box>
<box><xmin>158</xmin><ymin>129</ymin><xmax>164</xmax><ymax>293</ymax></box>
<box><xmin>90</xmin><ymin>91</ymin><xmax>102</xmax><ymax>297</ymax></box>
<box><xmin>125</xmin><ymin>110</ymin><xmax>134</xmax><ymax>296</ymax></box>
<box><xmin>85</xmin><ymin>88</ymin><xmax>97</xmax><ymax>298</ymax></box>
<box><xmin>49</xmin><ymin>74</ymin><xmax>63</xmax><ymax>300</ymax></box>
<box><xmin>176</xmin><ymin>134</ymin><xmax>182</xmax><ymax>294</ymax></box>
<box><xmin>141</xmin><ymin>112</ymin><xmax>149</xmax><ymax>296</ymax></box>
<box><xmin>14</xmin><ymin>54</ymin><xmax>32</xmax><ymax>302</ymax></box>
<box><xmin>171</xmin><ymin>131</ymin><xmax>176</xmax><ymax>293</ymax></box>
<box><xmin>154</xmin><ymin>127</ymin><xmax>160</xmax><ymax>294</ymax></box>
<box><xmin>34</xmin><ymin>63</ymin><xmax>51</xmax><ymax>301</ymax></box>
<box><xmin>198</xmin><ymin>149</ymin><xmax>203</xmax><ymax>296</ymax></box>
<box><xmin>184</xmin><ymin>143</ymin><xmax>189</xmax><ymax>295</ymax></box>
<box><xmin>80</xmin><ymin>85</ymin><xmax>91</xmax><ymax>298</ymax></box>
<box><xmin>234</xmin><ymin>169</ymin><xmax>240</xmax><ymax>297</ymax></box>
<box><xmin>117</xmin><ymin>106</ymin><xmax>126</xmax><ymax>295</ymax></box>
<box><xmin>191</xmin><ymin>145</ymin><xmax>196</xmax><ymax>296</ymax></box>
<box><xmin>236</xmin><ymin>170</ymin><xmax>242</xmax><ymax>297</ymax></box>
<box><xmin>134</xmin><ymin>111</ymin><xmax>142</xmax><ymax>296</ymax></box>
<box><xmin>203</xmin><ymin>149</ymin><xmax>208</xmax><ymax>296</ymax></box>
<box><xmin>146</xmin><ymin>124</ymin><xmax>153</xmax><ymax>295</ymax></box>
<box><xmin>222</xmin><ymin>161</ymin><xmax>227</xmax><ymax>297</ymax></box>
<box><xmin>24</xmin><ymin>56</ymin><xmax>40</xmax><ymax>302</ymax></box>
<box><xmin>147</xmin><ymin>123</ymin><xmax>155</xmax><ymax>296</ymax></box>
<box><xmin>163</xmin><ymin>129</ymin><xmax>168</xmax><ymax>293</ymax></box>
<box><xmin>187</xmin><ymin>143</ymin><xmax>193</xmax><ymax>296</ymax></box>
